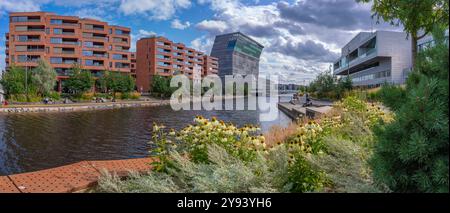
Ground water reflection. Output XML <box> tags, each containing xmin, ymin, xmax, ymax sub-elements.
<box><xmin>0</xmin><ymin>95</ymin><xmax>292</xmax><ymax>175</ymax></box>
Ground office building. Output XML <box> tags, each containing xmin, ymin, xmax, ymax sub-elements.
<box><xmin>333</xmin><ymin>31</ymin><xmax>412</xmax><ymax>87</ymax></box>
<box><xmin>210</xmin><ymin>32</ymin><xmax>264</xmax><ymax>79</ymax></box>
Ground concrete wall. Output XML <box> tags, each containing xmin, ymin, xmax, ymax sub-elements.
<box><xmin>376</xmin><ymin>31</ymin><xmax>412</xmax><ymax>84</ymax></box>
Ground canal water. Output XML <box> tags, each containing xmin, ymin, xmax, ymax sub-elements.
<box><xmin>0</xmin><ymin>95</ymin><xmax>293</xmax><ymax>175</ymax></box>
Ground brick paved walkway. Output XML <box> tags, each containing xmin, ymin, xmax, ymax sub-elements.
<box><xmin>0</xmin><ymin>158</ymin><xmax>154</xmax><ymax>193</ymax></box>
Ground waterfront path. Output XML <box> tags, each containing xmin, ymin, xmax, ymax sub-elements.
<box><xmin>0</xmin><ymin>98</ymin><xmax>170</xmax><ymax>113</ymax></box>
<box><xmin>0</xmin><ymin>157</ymin><xmax>155</xmax><ymax>193</ymax></box>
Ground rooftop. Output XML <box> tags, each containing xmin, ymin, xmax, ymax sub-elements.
<box><xmin>216</xmin><ymin>31</ymin><xmax>265</xmax><ymax>48</ymax></box>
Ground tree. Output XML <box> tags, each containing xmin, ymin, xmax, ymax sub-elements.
<box><xmin>371</xmin><ymin>29</ymin><xmax>449</xmax><ymax>192</ymax></box>
<box><xmin>64</xmin><ymin>64</ymin><xmax>94</xmax><ymax>95</ymax></box>
<box><xmin>109</xmin><ymin>72</ymin><xmax>135</xmax><ymax>94</ymax></box>
<box><xmin>308</xmin><ymin>70</ymin><xmax>337</xmax><ymax>99</ymax></box>
<box><xmin>151</xmin><ymin>75</ymin><xmax>174</xmax><ymax>98</ymax></box>
<box><xmin>97</xmin><ymin>70</ymin><xmax>111</xmax><ymax>93</ymax></box>
<box><xmin>357</xmin><ymin>0</ymin><xmax>449</xmax><ymax>67</ymax></box>
<box><xmin>31</xmin><ymin>59</ymin><xmax>57</xmax><ymax>96</ymax></box>
<box><xmin>0</xmin><ymin>65</ymin><xmax>29</xmax><ymax>96</ymax></box>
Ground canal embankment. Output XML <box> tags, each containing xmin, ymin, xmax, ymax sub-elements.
<box><xmin>0</xmin><ymin>99</ymin><xmax>171</xmax><ymax>113</ymax></box>
<box><xmin>277</xmin><ymin>97</ymin><xmax>334</xmax><ymax>119</ymax></box>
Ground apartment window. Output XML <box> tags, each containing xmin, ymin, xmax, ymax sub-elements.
<box><xmin>83</xmin><ymin>50</ymin><xmax>93</xmax><ymax>56</ymax></box>
<box><xmin>53</xmin><ymin>47</ymin><xmax>62</xmax><ymax>54</ymax></box>
<box><xmin>84</xmin><ymin>41</ymin><xmax>94</xmax><ymax>47</ymax></box>
<box><xmin>115</xmin><ymin>62</ymin><xmax>129</xmax><ymax>68</ymax></box>
<box><xmin>50</xmin><ymin>57</ymin><xmax>63</xmax><ymax>64</ymax></box>
<box><xmin>11</xmin><ymin>16</ymin><xmax>28</xmax><ymax>22</ymax></box>
<box><xmin>109</xmin><ymin>62</ymin><xmax>113</xmax><ymax>68</ymax></box>
<box><xmin>46</xmin><ymin>47</ymin><xmax>50</xmax><ymax>53</ymax></box>
<box><xmin>156</xmin><ymin>41</ymin><xmax>164</xmax><ymax>46</ymax></box>
<box><xmin>109</xmin><ymin>28</ymin><xmax>112</xmax><ymax>34</ymax></box>
<box><xmin>113</xmin><ymin>37</ymin><xmax>122</xmax><ymax>43</ymax></box>
<box><xmin>15</xmin><ymin>45</ymin><xmax>27</xmax><ymax>52</ymax></box>
<box><xmin>85</xmin><ymin>60</ymin><xmax>94</xmax><ymax>66</ymax></box>
<box><xmin>83</xmin><ymin>32</ymin><xmax>92</xmax><ymax>38</ymax></box>
<box><xmin>115</xmin><ymin>29</ymin><xmax>122</xmax><ymax>35</ymax></box>
<box><xmin>112</xmin><ymin>54</ymin><xmax>123</xmax><ymax>60</ymax></box>
<box><xmin>17</xmin><ymin>55</ymin><xmax>27</xmax><ymax>62</ymax></box>
<box><xmin>45</xmin><ymin>28</ymin><xmax>50</xmax><ymax>34</ymax></box>
<box><xmin>17</xmin><ymin>35</ymin><xmax>28</xmax><ymax>42</ymax></box>
<box><xmin>54</xmin><ymin>28</ymin><xmax>63</xmax><ymax>34</ymax></box>
<box><xmin>157</xmin><ymin>62</ymin><xmax>170</xmax><ymax>66</ymax></box>
<box><xmin>109</xmin><ymin>45</ymin><xmax>112</xmax><ymax>50</ymax></box>
<box><xmin>84</xmin><ymin>24</ymin><xmax>93</xmax><ymax>30</ymax></box>
<box><xmin>156</xmin><ymin>54</ymin><xmax>165</xmax><ymax>59</ymax></box>
<box><xmin>15</xmin><ymin>26</ymin><xmax>27</xmax><ymax>32</ymax></box>
<box><xmin>51</xmin><ymin>37</ymin><xmax>62</xmax><ymax>44</ymax></box>
<box><xmin>50</xmin><ymin>19</ymin><xmax>62</xmax><ymax>25</ymax></box>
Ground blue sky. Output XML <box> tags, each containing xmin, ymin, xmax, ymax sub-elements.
<box><xmin>0</xmin><ymin>0</ymin><xmax>401</xmax><ymax>84</ymax></box>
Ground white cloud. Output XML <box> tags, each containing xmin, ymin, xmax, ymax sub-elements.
<box><xmin>0</xmin><ymin>0</ymin><xmax>45</xmax><ymax>16</ymax></box>
<box><xmin>190</xmin><ymin>36</ymin><xmax>214</xmax><ymax>54</ymax></box>
<box><xmin>119</xmin><ymin>0</ymin><xmax>191</xmax><ymax>20</ymax></box>
<box><xmin>193</xmin><ymin>0</ymin><xmax>398</xmax><ymax>84</ymax></box>
<box><xmin>195</xmin><ymin>20</ymin><xmax>229</xmax><ymax>34</ymax></box>
<box><xmin>171</xmin><ymin>19</ymin><xmax>191</xmax><ymax>30</ymax></box>
<box><xmin>130</xmin><ymin>30</ymin><xmax>157</xmax><ymax>52</ymax></box>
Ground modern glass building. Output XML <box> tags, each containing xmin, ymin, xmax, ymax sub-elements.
<box><xmin>210</xmin><ymin>32</ymin><xmax>264</xmax><ymax>79</ymax></box>
<box><xmin>333</xmin><ymin>31</ymin><xmax>413</xmax><ymax>88</ymax></box>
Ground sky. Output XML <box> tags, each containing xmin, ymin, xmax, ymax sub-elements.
<box><xmin>0</xmin><ymin>0</ymin><xmax>403</xmax><ymax>84</ymax></box>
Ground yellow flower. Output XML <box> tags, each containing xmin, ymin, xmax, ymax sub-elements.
<box><xmin>169</xmin><ymin>129</ymin><xmax>176</xmax><ymax>136</ymax></box>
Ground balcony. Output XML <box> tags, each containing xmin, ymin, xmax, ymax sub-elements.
<box><xmin>62</xmin><ymin>22</ymin><xmax>78</xmax><ymax>26</ymax></box>
<box><xmin>61</xmin><ymin>41</ymin><xmax>78</xmax><ymax>45</ymax></box>
<box><xmin>92</xmin><ymin>54</ymin><xmax>107</xmax><ymax>58</ymax></box>
<box><xmin>61</xmin><ymin>50</ymin><xmax>75</xmax><ymax>55</ymax></box>
<box><xmin>93</xmin><ymin>27</ymin><xmax>104</xmax><ymax>31</ymax></box>
<box><xmin>334</xmin><ymin>47</ymin><xmax>377</xmax><ymax>75</ymax></box>
<box><xmin>92</xmin><ymin>36</ymin><xmax>108</xmax><ymax>41</ymax></box>
<box><xmin>27</xmin><ymin>28</ymin><xmax>45</xmax><ymax>32</ymax></box>
<box><xmin>61</xmin><ymin>31</ymin><xmax>75</xmax><ymax>35</ymax></box>
<box><xmin>27</xmin><ymin>48</ymin><xmax>45</xmax><ymax>52</ymax></box>
<box><xmin>63</xmin><ymin>60</ymin><xmax>78</xmax><ymax>64</ymax></box>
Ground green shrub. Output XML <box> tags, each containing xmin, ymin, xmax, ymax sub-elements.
<box><xmin>307</xmin><ymin>71</ymin><xmax>352</xmax><ymax>100</ymax></box>
<box><xmin>47</xmin><ymin>91</ymin><xmax>61</xmax><ymax>100</ymax></box>
<box><xmin>80</xmin><ymin>92</ymin><xmax>95</xmax><ymax>101</ymax></box>
<box><xmin>97</xmin><ymin>144</ymin><xmax>289</xmax><ymax>193</ymax></box>
<box><xmin>371</xmin><ymin>30</ymin><xmax>449</xmax><ymax>192</ymax></box>
<box><xmin>376</xmin><ymin>84</ymin><xmax>406</xmax><ymax>111</ymax></box>
<box><xmin>129</xmin><ymin>92</ymin><xmax>141</xmax><ymax>100</ymax></box>
<box><xmin>287</xmin><ymin>153</ymin><xmax>327</xmax><ymax>192</ymax></box>
<box><xmin>120</xmin><ymin>92</ymin><xmax>130</xmax><ymax>100</ymax></box>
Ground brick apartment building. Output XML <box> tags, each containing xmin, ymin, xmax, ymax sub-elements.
<box><xmin>5</xmin><ymin>12</ymin><xmax>132</xmax><ymax>91</ymax></box>
<box><xmin>131</xmin><ymin>52</ymin><xmax>136</xmax><ymax>78</ymax></box>
<box><xmin>136</xmin><ymin>36</ymin><xmax>218</xmax><ymax>92</ymax></box>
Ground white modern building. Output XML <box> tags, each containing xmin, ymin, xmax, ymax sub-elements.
<box><xmin>333</xmin><ymin>31</ymin><xmax>413</xmax><ymax>87</ymax></box>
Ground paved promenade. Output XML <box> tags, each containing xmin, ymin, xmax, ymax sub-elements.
<box><xmin>0</xmin><ymin>158</ymin><xmax>155</xmax><ymax>193</ymax></box>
